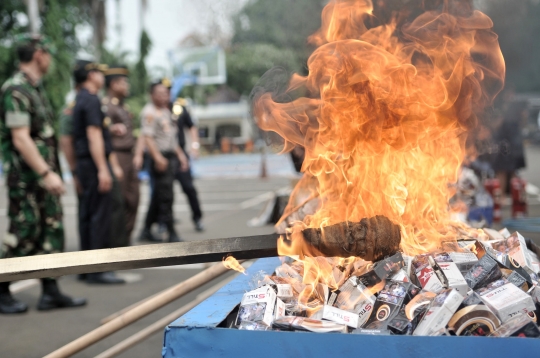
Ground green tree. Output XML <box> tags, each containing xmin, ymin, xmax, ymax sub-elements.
<box><xmin>226</xmin><ymin>0</ymin><xmax>325</xmax><ymax>96</ymax></box>
<box><xmin>0</xmin><ymin>0</ymin><xmax>90</xmax><ymax>114</ymax></box>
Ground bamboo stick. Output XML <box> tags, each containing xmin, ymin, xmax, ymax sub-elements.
<box><xmin>44</xmin><ymin>262</ymin><xmax>233</xmax><ymax>358</ymax></box>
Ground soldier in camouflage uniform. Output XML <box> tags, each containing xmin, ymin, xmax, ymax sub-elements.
<box><xmin>0</xmin><ymin>34</ymin><xmax>86</xmax><ymax>314</ymax></box>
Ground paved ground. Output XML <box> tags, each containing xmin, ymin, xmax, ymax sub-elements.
<box><xmin>0</xmin><ymin>153</ymin><xmax>294</xmax><ymax>358</ymax></box>
<box><xmin>0</xmin><ymin>147</ymin><xmax>539</xmax><ymax>357</ymax></box>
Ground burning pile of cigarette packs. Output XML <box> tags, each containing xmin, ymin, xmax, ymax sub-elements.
<box><xmin>233</xmin><ymin>230</ymin><xmax>540</xmax><ymax>337</ymax></box>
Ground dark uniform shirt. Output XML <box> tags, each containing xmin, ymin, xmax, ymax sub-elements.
<box><xmin>102</xmin><ymin>96</ymin><xmax>136</xmax><ymax>151</ymax></box>
<box><xmin>72</xmin><ymin>88</ymin><xmax>112</xmax><ymax>158</ymax></box>
<box><xmin>172</xmin><ymin>105</ymin><xmax>194</xmax><ymax>151</ymax></box>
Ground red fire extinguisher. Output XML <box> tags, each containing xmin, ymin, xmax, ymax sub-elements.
<box><xmin>485</xmin><ymin>178</ymin><xmax>502</xmax><ymax>223</ymax></box>
<box><xmin>510</xmin><ymin>175</ymin><xmax>527</xmax><ymax>218</ymax></box>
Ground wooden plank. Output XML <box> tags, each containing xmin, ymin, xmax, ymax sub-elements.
<box><xmin>0</xmin><ymin>234</ymin><xmax>279</xmax><ymax>282</ymax></box>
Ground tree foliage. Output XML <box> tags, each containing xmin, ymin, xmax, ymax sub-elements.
<box><xmin>481</xmin><ymin>0</ymin><xmax>540</xmax><ymax>92</ymax></box>
<box><xmin>226</xmin><ymin>0</ymin><xmax>325</xmax><ymax>96</ymax></box>
<box><xmin>0</xmin><ymin>0</ymin><xmax>90</xmax><ymax>114</ymax></box>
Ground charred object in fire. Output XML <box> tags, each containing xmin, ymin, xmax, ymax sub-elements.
<box><xmin>301</xmin><ymin>216</ymin><xmax>401</xmax><ymax>262</ymax></box>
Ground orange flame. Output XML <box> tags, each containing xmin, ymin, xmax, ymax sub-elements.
<box><xmin>222</xmin><ymin>256</ymin><xmax>246</xmax><ymax>275</ymax></box>
<box><xmin>253</xmin><ymin>0</ymin><xmax>505</xmax><ymax>258</ymax></box>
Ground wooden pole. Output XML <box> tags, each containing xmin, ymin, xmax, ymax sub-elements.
<box><xmin>100</xmin><ymin>293</ymin><xmax>157</xmax><ymax>325</ymax></box>
<box><xmin>44</xmin><ymin>262</ymin><xmax>233</xmax><ymax>358</ymax></box>
<box><xmin>94</xmin><ymin>276</ymin><xmax>233</xmax><ymax>358</ymax></box>
<box><xmin>0</xmin><ymin>234</ymin><xmax>278</xmax><ymax>282</ymax></box>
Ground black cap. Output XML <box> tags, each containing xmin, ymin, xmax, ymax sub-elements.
<box><xmin>73</xmin><ymin>59</ymin><xmax>108</xmax><ymax>84</ymax></box>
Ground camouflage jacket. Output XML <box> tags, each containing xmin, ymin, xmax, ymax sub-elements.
<box><xmin>0</xmin><ymin>71</ymin><xmax>60</xmax><ymax>186</ymax></box>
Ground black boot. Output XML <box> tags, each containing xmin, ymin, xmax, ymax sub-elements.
<box><xmin>86</xmin><ymin>272</ymin><xmax>125</xmax><ymax>285</ymax></box>
<box><xmin>37</xmin><ymin>279</ymin><xmax>87</xmax><ymax>311</ymax></box>
<box><xmin>167</xmin><ymin>223</ymin><xmax>183</xmax><ymax>243</ymax></box>
<box><xmin>138</xmin><ymin>227</ymin><xmax>162</xmax><ymax>243</ymax></box>
<box><xmin>0</xmin><ymin>282</ymin><xmax>28</xmax><ymax>314</ymax></box>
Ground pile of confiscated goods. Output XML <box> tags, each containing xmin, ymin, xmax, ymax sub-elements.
<box><xmin>233</xmin><ymin>229</ymin><xmax>540</xmax><ymax>338</ymax></box>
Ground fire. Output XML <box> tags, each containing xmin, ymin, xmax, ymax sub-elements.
<box><xmin>222</xmin><ymin>256</ymin><xmax>246</xmax><ymax>275</ymax></box>
<box><xmin>252</xmin><ymin>1</ymin><xmax>504</xmax><ymax>310</ymax></box>
<box><xmin>253</xmin><ymin>0</ymin><xmax>505</xmax><ymax>257</ymax></box>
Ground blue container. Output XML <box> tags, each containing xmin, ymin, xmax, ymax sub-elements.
<box><xmin>163</xmin><ymin>257</ymin><xmax>540</xmax><ymax>358</ymax></box>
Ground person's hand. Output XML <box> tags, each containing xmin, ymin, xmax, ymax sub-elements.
<box><xmin>43</xmin><ymin>171</ymin><xmax>66</xmax><ymax>196</ymax></box>
<box><xmin>98</xmin><ymin>168</ymin><xmax>113</xmax><ymax>193</ymax></box>
<box><xmin>133</xmin><ymin>154</ymin><xmax>143</xmax><ymax>171</ymax></box>
<box><xmin>112</xmin><ymin>164</ymin><xmax>124</xmax><ymax>182</ymax></box>
<box><xmin>190</xmin><ymin>146</ymin><xmax>199</xmax><ymax>159</ymax></box>
<box><xmin>155</xmin><ymin>155</ymin><xmax>169</xmax><ymax>172</ymax></box>
<box><xmin>178</xmin><ymin>152</ymin><xmax>189</xmax><ymax>172</ymax></box>
<box><xmin>110</xmin><ymin>123</ymin><xmax>127</xmax><ymax>136</ymax></box>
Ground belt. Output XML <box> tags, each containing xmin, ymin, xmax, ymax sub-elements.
<box><xmin>161</xmin><ymin>151</ymin><xmax>176</xmax><ymax>158</ymax></box>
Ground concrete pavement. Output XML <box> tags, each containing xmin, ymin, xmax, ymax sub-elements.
<box><xmin>0</xmin><ymin>147</ymin><xmax>539</xmax><ymax>357</ymax></box>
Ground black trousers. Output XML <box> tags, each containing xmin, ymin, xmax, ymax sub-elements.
<box><xmin>175</xmin><ymin>165</ymin><xmax>202</xmax><ymax>222</ymax></box>
<box><xmin>145</xmin><ymin>153</ymin><xmax>177</xmax><ymax>229</ymax></box>
<box><xmin>77</xmin><ymin>158</ymin><xmax>112</xmax><ymax>250</ymax></box>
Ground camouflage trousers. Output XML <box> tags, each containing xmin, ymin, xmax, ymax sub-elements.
<box><xmin>1</xmin><ymin>181</ymin><xmax>64</xmax><ymax>258</ymax></box>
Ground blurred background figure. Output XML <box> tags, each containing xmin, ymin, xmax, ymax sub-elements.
<box><xmin>171</xmin><ymin>95</ymin><xmax>204</xmax><ymax>232</ymax></box>
<box><xmin>138</xmin><ymin>80</ymin><xmax>188</xmax><ymax>243</ymax></box>
<box><xmin>490</xmin><ymin>97</ymin><xmax>528</xmax><ymax>196</ymax></box>
<box><xmin>103</xmin><ymin>65</ymin><xmax>142</xmax><ymax>244</ymax></box>
<box><xmin>0</xmin><ymin>34</ymin><xmax>86</xmax><ymax>313</ymax></box>
<box><xmin>72</xmin><ymin>60</ymin><xmax>125</xmax><ymax>284</ymax></box>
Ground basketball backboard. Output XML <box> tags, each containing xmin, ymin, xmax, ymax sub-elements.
<box><xmin>168</xmin><ymin>46</ymin><xmax>226</xmax><ymax>86</ymax></box>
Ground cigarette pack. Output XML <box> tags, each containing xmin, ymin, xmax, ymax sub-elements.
<box><xmin>272</xmin><ymin>316</ymin><xmax>348</xmax><ymax>333</ymax></box>
<box><xmin>413</xmin><ymin>289</ymin><xmax>464</xmax><ymax>336</ymax></box>
<box><xmin>387</xmin><ymin>305</ymin><xmax>426</xmax><ymax>335</ymax></box>
<box><xmin>486</xmin><ymin>232</ymin><xmax>532</xmax><ymax>270</ymax></box>
<box><xmin>311</xmin><ymin>305</ymin><xmax>359</xmax><ymax>329</ymax></box>
<box><xmin>372</xmin><ymin>252</ymin><xmax>405</xmax><ymax>280</ymax></box>
<box><xmin>329</xmin><ymin>276</ymin><xmax>376</xmax><ymax>327</ymax></box>
<box><xmin>499</xmin><ymin>228</ymin><xmax>511</xmax><ymax>238</ymax></box>
<box><xmin>236</xmin><ymin>285</ymin><xmax>277</xmax><ymax>327</ymax></box>
<box><xmin>489</xmin><ymin>313</ymin><xmax>540</xmax><ymax>338</ymax></box>
<box><xmin>476</xmin><ymin>279</ymin><xmax>536</xmax><ymax>323</ymax></box>
<box><xmin>504</xmin><ymin>271</ymin><xmax>528</xmax><ymax>291</ymax></box>
<box><xmin>464</xmin><ymin>255</ymin><xmax>502</xmax><ymax>290</ymax></box>
<box><xmin>362</xmin><ymin>280</ymin><xmax>416</xmax><ymax>330</ymax></box>
<box><xmin>411</xmin><ymin>254</ymin><xmax>445</xmax><ymax>293</ymax></box>
<box><xmin>274</xmin><ymin>298</ymin><xmax>286</xmax><ymax>320</ymax></box>
<box><xmin>434</xmin><ymin>252</ymin><xmax>468</xmax><ymax>297</ymax></box>
<box><xmin>447</xmin><ymin>292</ymin><xmax>501</xmax><ymax>336</ymax></box>
<box><xmin>448</xmin><ymin>251</ymin><xmax>478</xmax><ymax>275</ymax></box>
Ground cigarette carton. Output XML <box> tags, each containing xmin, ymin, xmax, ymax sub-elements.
<box><xmin>447</xmin><ymin>292</ymin><xmax>501</xmax><ymax>336</ymax></box>
<box><xmin>434</xmin><ymin>252</ymin><xmax>468</xmax><ymax>297</ymax></box>
<box><xmin>464</xmin><ymin>255</ymin><xmax>502</xmax><ymax>290</ymax></box>
<box><xmin>330</xmin><ymin>276</ymin><xmax>376</xmax><ymax>326</ymax></box>
<box><xmin>411</xmin><ymin>254</ymin><xmax>445</xmax><ymax>293</ymax></box>
<box><xmin>236</xmin><ymin>285</ymin><xmax>277</xmax><ymax>327</ymax></box>
<box><xmin>413</xmin><ymin>289</ymin><xmax>464</xmax><ymax>336</ymax></box>
<box><xmin>448</xmin><ymin>251</ymin><xmax>478</xmax><ymax>275</ymax></box>
<box><xmin>311</xmin><ymin>305</ymin><xmax>359</xmax><ymax>329</ymax></box>
<box><xmin>476</xmin><ymin>279</ymin><xmax>536</xmax><ymax>323</ymax></box>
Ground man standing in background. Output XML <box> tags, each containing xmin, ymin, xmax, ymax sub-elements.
<box><xmin>171</xmin><ymin>97</ymin><xmax>204</xmax><ymax>232</ymax></box>
<box><xmin>103</xmin><ymin>65</ymin><xmax>142</xmax><ymax>244</ymax></box>
<box><xmin>0</xmin><ymin>35</ymin><xmax>86</xmax><ymax>313</ymax></box>
<box><xmin>72</xmin><ymin>60</ymin><xmax>124</xmax><ymax>284</ymax></box>
<box><xmin>138</xmin><ymin>81</ymin><xmax>188</xmax><ymax>243</ymax></box>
